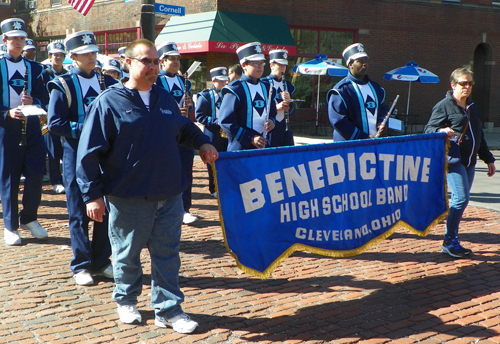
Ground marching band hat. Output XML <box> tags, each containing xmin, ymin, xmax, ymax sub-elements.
<box><xmin>47</xmin><ymin>41</ymin><xmax>66</xmax><ymax>55</ymax></box>
<box><xmin>210</xmin><ymin>67</ymin><xmax>229</xmax><ymax>81</ymax></box>
<box><xmin>0</xmin><ymin>43</ymin><xmax>6</xmax><ymax>56</ymax></box>
<box><xmin>342</xmin><ymin>43</ymin><xmax>368</xmax><ymax>65</ymax></box>
<box><xmin>118</xmin><ymin>46</ymin><xmax>127</xmax><ymax>58</ymax></box>
<box><xmin>157</xmin><ymin>42</ymin><xmax>180</xmax><ymax>60</ymax></box>
<box><xmin>23</xmin><ymin>38</ymin><xmax>36</xmax><ymax>51</ymax></box>
<box><xmin>103</xmin><ymin>58</ymin><xmax>121</xmax><ymax>73</ymax></box>
<box><xmin>64</xmin><ymin>30</ymin><xmax>99</xmax><ymax>55</ymax></box>
<box><xmin>237</xmin><ymin>42</ymin><xmax>265</xmax><ymax>65</ymax></box>
<box><xmin>1</xmin><ymin>18</ymin><xmax>27</xmax><ymax>38</ymax></box>
<box><xmin>269</xmin><ymin>49</ymin><xmax>288</xmax><ymax>65</ymax></box>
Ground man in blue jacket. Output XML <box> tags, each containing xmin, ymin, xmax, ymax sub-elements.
<box><xmin>218</xmin><ymin>42</ymin><xmax>276</xmax><ymax>151</ymax></box>
<box><xmin>76</xmin><ymin>39</ymin><xmax>218</xmax><ymax>333</ymax></box>
<box><xmin>0</xmin><ymin>18</ymin><xmax>48</xmax><ymax>245</ymax></box>
<box><xmin>195</xmin><ymin>67</ymin><xmax>228</xmax><ymax>197</ymax></box>
<box><xmin>47</xmin><ymin>30</ymin><xmax>117</xmax><ymax>286</ymax></box>
<box><xmin>327</xmin><ymin>43</ymin><xmax>389</xmax><ymax>141</ymax></box>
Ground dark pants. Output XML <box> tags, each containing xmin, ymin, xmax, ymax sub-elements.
<box><xmin>44</xmin><ymin>132</ymin><xmax>63</xmax><ymax>185</ymax></box>
<box><xmin>0</xmin><ymin>118</ymin><xmax>45</xmax><ymax>230</ymax></box>
<box><xmin>178</xmin><ymin>145</ymin><xmax>194</xmax><ymax>212</ymax></box>
<box><xmin>62</xmin><ymin>138</ymin><xmax>111</xmax><ymax>274</ymax></box>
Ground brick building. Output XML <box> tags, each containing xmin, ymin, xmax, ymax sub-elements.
<box><xmin>7</xmin><ymin>0</ymin><xmax>500</xmax><ymax>134</ymax></box>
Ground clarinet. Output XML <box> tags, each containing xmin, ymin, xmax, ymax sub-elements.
<box><xmin>99</xmin><ymin>71</ymin><xmax>106</xmax><ymax>92</ymax></box>
<box><xmin>182</xmin><ymin>73</ymin><xmax>190</xmax><ymax>117</ymax></box>
<box><xmin>282</xmin><ymin>76</ymin><xmax>290</xmax><ymax>131</ymax></box>
<box><xmin>19</xmin><ymin>64</ymin><xmax>29</xmax><ymax>146</ymax></box>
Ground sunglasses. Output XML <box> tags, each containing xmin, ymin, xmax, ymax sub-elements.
<box><xmin>246</xmin><ymin>61</ymin><xmax>265</xmax><ymax>67</ymax></box>
<box><xmin>456</xmin><ymin>81</ymin><xmax>475</xmax><ymax>87</ymax></box>
<box><xmin>129</xmin><ymin>57</ymin><xmax>160</xmax><ymax>66</ymax></box>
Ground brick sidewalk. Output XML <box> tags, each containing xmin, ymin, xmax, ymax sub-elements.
<box><xmin>2</xmin><ymin>161</ymin><xmax>500</xmax><ymax>344</ymax></box>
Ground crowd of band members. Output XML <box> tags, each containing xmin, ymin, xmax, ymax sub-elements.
<box><xmin>0</xmin><ymin>14</ymin><xmax>497</xmax><ymax>334</ymax></box>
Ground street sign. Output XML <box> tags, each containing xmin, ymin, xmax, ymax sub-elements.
<box><xmin>155</xmin><ymin>3</ymin><xmax>185</xmax><ymax>16</ymax></box>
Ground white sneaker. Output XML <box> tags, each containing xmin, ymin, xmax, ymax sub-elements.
<box><xmin>117</xmin><ymin>304</ymin><xmax>142</xmax><ymax>324</ymax></box>
<box><xmin>20</xmin><ymin>220</ymin><xmax>48</xmax><ymax>239</ymax></box>
<box><xmin>53</xmin><ymin>184</ymin><xmax>65</xmax><ymax>194</ymax></box>
<box><xmin>4</xmin><ymin>229</ymin><xmax>22</xmax><ymax>246</ymax></box>
<box><xmin>73</xmin><ymin>270</ymin><xmax>94</xmax><ymax>286</ymax></box>
<box><xmin>98</xmin><ymin>264</ymin><xmax>114</xmax><ymax>279</ymax></box>
<box><xmin>155</xmin><ymin>312</ymin><xmax>198</xmax><ymax>333</ymax></box>
<box><xmin>210</xmin><ymin>192</ymin><xmax>217</xmax><ymax>198</ymax></box>
<box><xmin>183</xmin><ymin>212</ymin><xmax>198</xmax><ymax>225</ymax></box>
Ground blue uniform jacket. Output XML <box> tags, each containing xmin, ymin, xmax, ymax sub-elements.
<box><xmin>218</xmin><ymin>75</ymin><xmax>277</xmax><ymax>151</ymax></box>
<box><xmin>76</xmin><ymin>83</ymin><xmax>211</xmax><ymax>203</ymax></box>
<box><xmin>47</xmin><ymin>68</ymin><xmax>117</xmax><ymax>140</ymax></box>
<box><xmin>262</xmin><ymin>73</ymin><xmax>296</xmax><ymax>147</ymax></box>
<box><xmin>0</xmin><ymin>54</ymin><xmax>48</xmax><ymax>146</ymax></box>
<box><xmin>327</xmin><ymin>73</ymin><xmax>389</xmax><ymax>141</ymax></box>
<box><xmin>156</xmin><ymin>72</ymin><xmax>193</xmax><ymax>113</ymax></box>
<box><xmin>41</xmin><ymin>65</ymin><xmax>69</xmax><ymax>85</ymax></box>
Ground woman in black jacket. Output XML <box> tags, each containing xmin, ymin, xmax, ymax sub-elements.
<box><xmin>424</xmin><ymin>66</ymin><xmax>495</xmax><ymax>258</ymax></box>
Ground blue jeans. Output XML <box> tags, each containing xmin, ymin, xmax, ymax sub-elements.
<box><xmin>445</xmin><ymin>163</ymin><xmax>475</xmax><ymax>242</ymax></box>
<box><xmin>107</xmin><ymin>194</ymin><xmax>185</xmax><ymax>318</ymax></box>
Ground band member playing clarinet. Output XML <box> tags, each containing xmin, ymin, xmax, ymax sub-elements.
<box><xmin>327</xmin><ymin>43</ymin><xmax>389</xmax><ymax>141</ymax></box>
<box><xmin>263</xmin><ymin>49</ymin><xmax>296</xmax><ymax>147</ymax></box>
<box><xmin>0</xmin><ymin>18</ymin><xmax>49</xmax><ymax>246</ymax></box>
<box><xmin>195</xmin><ymin>67</ymin><xmax>229</xmax><ymax>198</ymax></box>
<box><xmin>156</xmin><ymin>42</ymin><xmax>198</xmax><ymax>225</ymax></box>
<box><xmin>218</xmin><ymin>42</ymin><xmax>276</xmax><ymax>152</ymax></box>
<box><xmin>47</xmin><ymin>31</ymin><xmax>117</xmax><ymax>285</ymax></box>
<box><xmin>42</xmin><ymin>42</ymin><xmax>69</xmax><ymax>195</ymax></box>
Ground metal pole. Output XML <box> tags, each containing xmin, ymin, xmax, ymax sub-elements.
<box><xmin>140</xmin><ymin>0</ymin><xmax>156</xmax><ymax>42</ymax></box>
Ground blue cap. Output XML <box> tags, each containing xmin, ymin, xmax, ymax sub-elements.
<box><xmin>23</xmin><ymin>38</ymin><xmax>36</xmax><ymax>51</ymax></box>
<box><xmin>64</xmin><ymin>30</ymin><xmax>99</xmax><ymax>55</ymax></box>
<box><xmin>269</xmin><ymin>49</ymin><xmax>288</xmax><ymax>66</ymax></box>
<box><xmin>157</xmin><ymin>42</ymin><xmax>180</xmax><ymax>60</ymax></box>
<box><xmin>342</xmin><ymin>43</ymin><xmax>368</xmax><ymax>65</ymax></box>
<box><xmin>103</xmin><ymin>58</ymin><xmax>121</xmax><ymax>73</ymax></box>
<box><xmin>236</xmin><ymin>42</ymin><xmax>265</xmax><ymax>65</ymax></box>
<box><xmin>210</xmin><ymin>67</ymin><xmax>229</xmax><ymax>81</ymax></box>
<box><xmin>47</xmin><ymin>41</ymin><xmax>66</xmax><ymax>55</ymax></box>
<box><xmin>1</xmin><ymin>18</ymin><xmax>27</xmax><ymax>38</ymax></box>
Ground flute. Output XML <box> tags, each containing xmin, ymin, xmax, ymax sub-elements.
<box><xmin>19</xmin><ymin>65</ymin><xmax>29</xmax><ymax>146</ymax></box>
<box><xmin>374</xmin><ymin>95</ymin><xmax>399</xmax><ymax>138</ymax></box>
<box><xmin>282</xmin><ymin>76</ymin><xmax>290</xmax><ymax>131</ymax></box>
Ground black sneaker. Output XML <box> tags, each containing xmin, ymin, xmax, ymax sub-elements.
<box><xmin>441</xmin><ymin>240</ymin><xmax>472</xmax><ymax>258</ymax></box>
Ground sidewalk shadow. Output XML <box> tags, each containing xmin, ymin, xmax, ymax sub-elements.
<box><xmin>174</xmin><ymin>260</ymin><xmax>500</xmax><ymax>341</ymax></box>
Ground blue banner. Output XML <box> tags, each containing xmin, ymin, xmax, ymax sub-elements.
<box><xmin>214</xmin><ymin>133</ymin><xmax>449</xmax><ymax>278</ymax></box>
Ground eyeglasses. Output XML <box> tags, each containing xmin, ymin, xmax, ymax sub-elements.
<box><xmin>246</xmin><ymin>61</ymin><xmax>265</xmax><ymax>67</ymax></box>
<box><xmin>129</xmin><ymin>57</ymin><xmax>160</xmax><ymax>66</ymax></box>
<box><xmin>456</xmin><ymin>81</ymin><xmax>475</xmax><ymax>87</ymax></box>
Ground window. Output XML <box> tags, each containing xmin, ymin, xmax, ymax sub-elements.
<box><xmin>17</xmin><ymin>0</ymin><xmax>37</xmax><ymax>10</ymax></box>
<box><xmin>289</xmin><ymin>27</ymin><xmax>355</xmax><ymax>114</ymax></box>
<box><xmin>51</xmin><ymin>0</ymin><xmax>61</xmax><ymax>6</ymax></box>
<box><xmin>0</xmin><ymin>0</ymin><xmax>11</xmax><ymax>6</ymax></box>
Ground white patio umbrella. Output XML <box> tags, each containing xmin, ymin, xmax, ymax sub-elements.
<box><xmin>293</xmin><ymin>54</ymin><xmax>348</xmax><ymax>131</ymax></box>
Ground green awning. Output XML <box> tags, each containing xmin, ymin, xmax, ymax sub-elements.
<box><xmin>156</xmin><ymin>11</ymin><xmax>296</xmax><ymax>55</ymax></box>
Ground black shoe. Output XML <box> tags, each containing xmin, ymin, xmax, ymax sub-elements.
<box><xmin>441</xmin><ymin>240</ymin><xmax>472</xmax><ymax>258</ymax></box>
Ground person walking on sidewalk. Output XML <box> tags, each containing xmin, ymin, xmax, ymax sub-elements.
<box><xmin>424</xmin><ymin>66</ymin><xmax>496</xmax><ymax>258</ymax></box>
<box><xmin>76</xmin><ymin>39</ymin><xmax>218</xmax><ymax>333</ymax></box>
<box><xmin>156</xmin><ymin>42</ymin><xmax>198</xmax><ymax>225</ymax></box>
<box><xmin>0</xmin><ymin>18</ymin><xmax>49</xmax><ymax>245</ymax></box>
<box><xmin>47</xmin><ymin>31</ymin><xmax>116</xmax><ymax>285</ymax></box>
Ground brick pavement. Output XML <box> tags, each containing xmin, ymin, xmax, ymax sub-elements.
<box><xmin>1</xmin><ymin>160</ymin><xmax>500</xmax><ymax>344</ymax></box>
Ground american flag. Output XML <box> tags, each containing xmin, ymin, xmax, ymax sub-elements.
<box><xmin>68</xmin><ymin>0</ymin><xmax>95</xmax><ymax>16</ymax></box>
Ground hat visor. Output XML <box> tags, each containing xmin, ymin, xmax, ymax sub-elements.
<box><xmin>347</xmin><ymin>52</ymin><xmax>368</xmax><ymax>64</ymax></box>
<box><xmin>4</xmin><ymin>31</ymin><xmax>27</xmax><ymax>38</ymax></box>
<box><xmin>270</xmin><ymin>59</ymin><xmax>288</xmax><ymax>66</ymax></box>
<box><xmin>49</xmin><ymin>49</ymin><xmax>66</xmax><ymax>55</ymax></box>
<box><xmin>160</xmin><ymin>51</ymin><xmax>181</xmax><ymax>60</ymax></box>
<box><xmin>213</xmin><ymin>76</ymin><xmax>229</xmax><ymax>81</ymax></box>
<box><xmin>105</xmin><ymin>67</ymin><xmax>121</xmax><ymax>73</ymax></box>
<box><xmin>240</xmin><ymin>53</ymin><xmax>266</xmax><ymax>64</ymax></box>
<box><xmin>71</xmin><ymin>45</ymin><xmax>99</xmax><ymax>55</ymax></box>
<box><xmin>23</xmin><ymin>46</ymin><xmax>36</xmax><ymax>51</ymax></box>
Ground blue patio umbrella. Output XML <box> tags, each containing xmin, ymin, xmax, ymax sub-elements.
<box><xmin>293</xmin><ymin>54</ymin><xmax>349</xmax><ymax>130</ymax></box>
<box><xmin>383</xmin><ymin>61</ymin><xmax>440</xmax><ymax>133</ymax></box>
